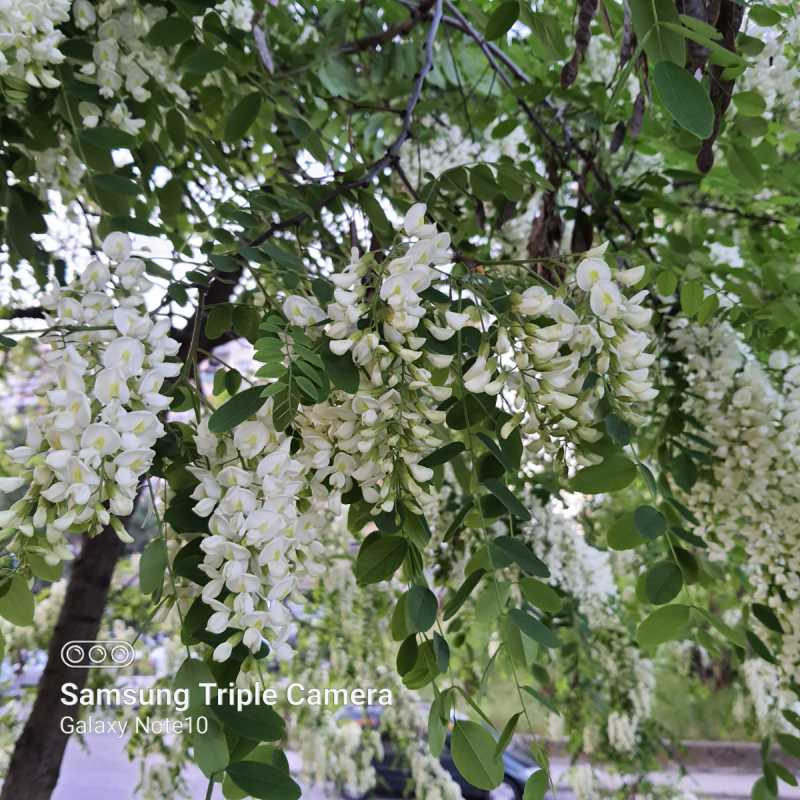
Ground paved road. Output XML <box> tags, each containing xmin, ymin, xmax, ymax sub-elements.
<box><xmin>51</xmin><ymin>733</ymin><xmax>800</xmax><ymax>799</ymax></box>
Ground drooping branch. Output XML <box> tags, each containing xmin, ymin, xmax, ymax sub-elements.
<box><xmin>176</xmin><ymin>0</ymin><xmax>444</xmax><ymax>355</ymax></box>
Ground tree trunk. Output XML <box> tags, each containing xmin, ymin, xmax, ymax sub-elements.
<box><xmin>1</xmin><ymin>525</ymin><xmax>124</xmax><ymax>800</ymax></box>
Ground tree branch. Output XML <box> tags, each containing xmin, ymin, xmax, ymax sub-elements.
<box><xmin>177</xmin><ymin>0</ymin><xmax>444</xmax><ymax>352</ymax></box>
<box><xmin>339</xmin><ymin>0</ymin><xmax>435</xmax><ymax>53</ymax></box>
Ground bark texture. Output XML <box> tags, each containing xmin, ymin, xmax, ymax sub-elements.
<box><xmin>0</xmin><ymin>526</ymin><xmax>124</xmax><ymax>800</ymax></box>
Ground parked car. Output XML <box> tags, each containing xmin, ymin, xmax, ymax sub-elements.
<box><xmin>338</xmin><ymin>705</ymin><xmax>537</xmax><ymax>799</ymax></box>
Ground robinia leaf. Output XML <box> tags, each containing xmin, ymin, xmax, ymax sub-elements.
<box><xmin>634</xmin><ymin>505</ymin><xmax>666</xmax><ymax>539</ymax></box>
<box><xmin>139</xmin><ymin>537</ymin><xmax>167</xmax><ymax>595</ymax></box>
<box><xmin>443</xmin><ymin>569</ymin><xmax>485</xmax><ymax>620</ymax></box>
<box><xmin>523</xmin><ymin>771</ymin><xmax>549</xmax><ymax>800</ymax></box>
<box><xmin>644</xmin><ymin>561</ymin><xmax>684</xmax><ymax>605</ymax></box>
<box><xmin>483</xmin><ymin>479</ymin><xmax>531</xmax><ymax>520</ymax></box>
<box><xmin>570</xmin><ymin>456</ymin><xmax>637</xmax><ymax>494</ymax></box>
<box><xmin>321</xmin><ymin>344</ymin><xmax>359</xmax><ymax>393</ymax></box>
<box><xmin>653</xmin><ymin>61</ymin><xmax>714</xmax><ymax>138</ymax></box>
<box><xmin>508</xmin><ymin>608</ymin><xmax>560</xmax><ymax>649</ymax></box>
<box><xmin>485</xmin><ymin>1</ymin><xmax>520</xmax><ymax>40</ymax></box>
<box><xmin>404</xmin><ymin>585</ymin><xmax>437</xmax><ymax>633</ymax></box>
<box><xmin>493</xmin><ymin>536</ymin><xmax>549</xmax><ymax>577</ymax></box>
<box><xmin>355</xmin><ymin>532</ymin><xmax>408</xmax><ymax>585</ymax></box>
<box><xmin>226</xmin><ymin>761</ymin><xmax>301</xmax><ymax>800</ymax></box>
<box><xmin>520</xmin><ymin>578</ymin><xmax>562</xmax><ymax>614</ymax></box>
<box><xmin>0</xmin><ymin>576</ymin><xmax>34</xmax><ymax>627</ymax></box>
<box><xmin>225</xmin><ymin>92</ymin><xmax>263</xmax><ymax>142</ymax></box>
<box><xmin>637</xmin><ymin>604</ymin><xmax>691</xmax><ymax>647</ymax></box>
<box><xmin>192</xmin><ymin>715</ymin><xmax>229</xmax><ymax>777</ymax></box>
<box><xmin>752</xmin><ymin>603</ymin><xmax>784</xmax><ymax>634</ymax></box>
<box><xmin>208</xmin><ymin>386</ymin><xmax>267</xmax><ymax>433</ymax></box>
<box><xmin>451</xmin><ymin>720</ymin><xmax>505</xmax><ymax>790</ymax></box>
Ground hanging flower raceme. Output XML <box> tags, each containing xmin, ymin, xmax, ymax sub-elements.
<box><xmin>188</xmin><ymin>406</ymin><xmax>330</xmax><ymax>663</ymax></box>
<box><xmin>668</xmin><ymin>318</ymin><xmax>800</xmax><ymax>689</ymax></box>
<box><xmin>0</xmin><ymin>233</ymin><xmax>179</xmax><ymax>563</ymax></box>
<box><xmin>275</xmin><ymin>204</ymin><xmax>656</xmax><ymax>519</ymax></box>
<box><xmin>0</xmin><ymin>0</ymin><xmax>70</xmax><ymax>89</ymax></box>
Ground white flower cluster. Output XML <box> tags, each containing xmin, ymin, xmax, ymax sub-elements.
<box><xmin>189</xmin><ymin>409</ymin><xmax>330</xmax><ymax>662</ymax></box>
<box><xmin>0</xmin><ymin>0</ymin><xmax>70</xmax><ymax>88</ymax></box>
<box><xmin>282</xmin><ymin>206</ymin><xmax>655</xmax><ymax>515</ymax></box>
<box><xmin>669</xmin><ymin>319</ymin><xmax>800</xmax><ymax>682</ymax></box>
<box><xmin>521</xmin><ymin>491</ymin><xmax>656</xmax><ymax>757</ymax></box>
<box><xmin>0</xmin><ymin>233</ymin><xmax>179</xmax><ymax>563</ymax></box>
<box><xmin>70</xmin><ymin>0</ymin><xmax>190</xmax><ymax>135</ymax></box>
<box><xmin>742</xmin><ymin>17</ymin><xmax>800</xmax><ymax>126</ymax></box>
<box><xmin>398</xmin><ymin>116</ymin><xmax>541</xmax><ymax>257</ymax></box>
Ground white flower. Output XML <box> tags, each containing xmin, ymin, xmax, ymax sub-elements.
<box><xmin>283</xmin><ymin>295</ymin><xmax>325</xmax><ymax>326</ymax></box>
<box><xmin>516</xmin><ymin>286</ymin><xmax>553</xmax><ymax>316</ymax></box>
<box><xmin>403</xmin><ymin>203</ymin><xmax>436</xmax><ymax>238</ymax></box>
<box><xmin>616</xmin><ymin>265</ymin><xmax>646</xmax><ymax>286</ymax></box>
<box><xmin>103</xmin><ymin>337</ymin><xmax>146</xmax><ymax>376</ymax></box>
<box><xmin>102</xmin><ymin>232</ymin><xmax>132</xmax><ymax>262</ymax></box>
<box><xmin>589</xmin><ymin>280</ymin><xmax>623</xmax><ymax>320</ymax></box>
<box><xmin>576</xmin><ymin>256</ymin><xmax>612</xmax><ymax>290</ymax></box>
<box><xmin>768</xmin><ymin>350</ymin><xmax>789</xmax><ymax>370</ymax></box>
<box><xmin>234</xmin><ymin>421</ymin><xmax>269</xmax><ymax>458</ymax></box>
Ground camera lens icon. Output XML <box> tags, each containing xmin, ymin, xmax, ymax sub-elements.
<box><xmin>60</xmin><ymin>640</ymin><xmax>135</xmax><ymax>669</ymax></box>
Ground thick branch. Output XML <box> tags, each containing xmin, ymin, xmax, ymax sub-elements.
<box><xmin>0</xmin><ymin>524</ymin><xmax>126</xmax><ymax>800</ymax></box>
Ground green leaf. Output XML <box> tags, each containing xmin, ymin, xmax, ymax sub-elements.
<box><xmin>226</xmin><ymin>761</ymin><xmax>301</xmax><ymax>800</ymax></box>
<box><xmin>570</xmin><ymin>456</ymin><xmax>637</xmax><ymax>494</ymax></box>
<box><xmin>483</xmin><ymin>480</ymin><xmax>530</xmax><ymax>521</ymax></box>
<box><xmin>451</xmin><ymin>721</ymin><xmax>505</xmax><ymax>790</ymax></box>
<box><xmin>493</xmin><ymin>536</ymin><xmax>549</xmax><ymax>577</ymax></box>
<box><xmin>752</xmin><ymin>603</ymin><xmax>784</xmax><ymax>634</ymax></box>
<box><xmin>470</xmin><ymin>164</ymin><xmax>499</xmax><ymax>201</ymax></box>
<box><xmin>92</xmin><ymin>173</ymin><xmax>140</xmax><ymax>196</ymax></box>
<box><xmin>749</xmin><ymin>5</ymin><xmax>781</xmax><ymax>26</ymax></box>
<box><xmin>79</xmin><ymin>127</ymin><xmax>137</xmax><ymax>150</ymax></box>
<box><xmin>628</xmin><ymin>0</ymin><xmax>686</xmax><ymax>64</ymax></box>
<box><xmin>321</xmin><ymin>344</ymin><xmax>359</xmax><ymax>393</ymax></box>
<box><xmin>192</xmin><ymin>715</ymin><xmax>230</xmax><ymax>777</ymax></box>
<box><xmin>637</xmin><ymin>604</ymin><xmax>691</xmax><ymax>647</ymax></box>
<box><xmin>520</xmin><ymin>578</ymin><xmax>562</xmax><ymax>614</ymax></box>
<box><xmin>211</xmin><ymin>702</ymin><xmax>285</xmax><ymax>743</ymax></box>
<box><xmin>208</xmin><ymin>386</ymin><xmax>266</xmax><ymax>433</ymax></box>
<box><xmin>653</xmin><ymin>61</ymin><xmax>714</xmax><ymax>139</ymax></box>
<box><xmin>355</xmin><ymin>532</ymin><xmax>408</xmax><ymax>585</ymax></box>
<box><xmin>420</xmin><ymin>441</ymin><xmax>465</xmax><ymax>468</ymax></box>
<box><xmin>524</xmin><ymin>771</ymin><xmax>549</xmax><ymax>800</ymax></box>
<box><xmin>443</xmin><ymin>569</ymin><xmax>485</xmax><ymax>621</ymax></box>
<box><xmin>404</xmin><ymin>585</ymin><xmax>437</xmax><ymax>633</ymax></box>
<box><xmin>698</xmin><ymin>608</ymin><xmax>747</xmax><ymax>648</ymax></box>
<box><xmin>634</xmin><ymin>505</ymin><xmax>667</xmax><ymax>539</ymax></box>
<box><xmin>776</xmin><ymin>733</ymin><xmax>800</xmax><ymax>760</ymax></box>
<box><xmin>604</xmin><ymin>413</ymin><xmax>631</xmax><ymax>445</ymax></box>
<box><xmin>139</xmin><ymin>537</ymin><xmax>167</xmax><ymax>595</ymax></box>
<box><xmin>495</xmin><ymin>712</ymin><xmax>521</xmax><ymax>757</ymax></box>
<box><xmin>206</xmin><ymin>304</ymin><xmax>233</xmax><ymax>341</ymax></box>
<box><xmin>608</xmin><ymin>512</ymin><xmax>647</xmax><ymax>550</ymax></box>
<box><xmin>644</xmin><ymin>561</ymin><xmax>684</xmax><ymax>604</ymax></box>
<box><xmin>184</xmin><ymin>45</ymin><xmax>226</xmax><ymax>74</ymax></box>
<box><xmin>174</xmin><ymin>658</ymin><xmax>217</xmax><ymax>711</ymax></box>
<box><xmin>0</xmin><ymin>576</ymin><xmax>34</xmax><ymax>626</ymax></box>
<box><xmin>508</xmin><ymin>608</ymin><xmax>560</xmax><ymax>649</ymax></box>
<box><xmin>428</xmin><ymin>696</ymin><xmax>447</xmax><ymax>758</ymax></box>
<box><xmin>225</xmin><ymin>92</ymin><xmax>263</xmax><ymax>141</ymax></box>
<box><xmin>485</xmin><ymin>1</ymin><xmax>520</xmax><ymax>40</ymax></box>
<box><xmin>733</xmin><ymin>90</ymin><xmax>767</xmax><ymax>117</ymax></box>
<box><xmin>27</xmin><ymin>553</ymin><xmax>62</xmax><ymax>582</ymax></box>
<box><xmin>148</xmin><ymin>16</ymin><xmax>194</xmax><ymax>47</ymax></box>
